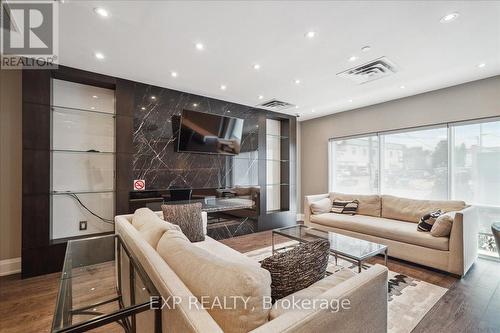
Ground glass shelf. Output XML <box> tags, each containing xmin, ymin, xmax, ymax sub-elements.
<box><xmin>266</xmin><ymin>134</ymin><xmax>288</xmax><ymax>139</ymax></box>
<box><xmin>52</xmin><ymin>105</ymin><xmax>116</xmax><ymax>117</ymax></box>
<box><xmin>51</xmin><ymin>190</ymin><xmax>115</xmax><ymax>195</ymax></box>
<box><xmin>51</xmin><ymin>149</ymin><xmax>115</xmax><ymax>154</ymax></box>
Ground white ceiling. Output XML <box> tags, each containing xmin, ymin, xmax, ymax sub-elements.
<box><xmin>56</xmin><ymin>1</ymin><xmax>500</xmax><ymax>121</ymax></box>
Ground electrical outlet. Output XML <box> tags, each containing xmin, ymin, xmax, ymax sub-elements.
<box><xmin>79</xmin><ymin>221</ymin><xmax>87</xmax><ymax>231</ymax></box>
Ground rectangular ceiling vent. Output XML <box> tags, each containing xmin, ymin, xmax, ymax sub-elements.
<box><xmin>337</xmin><ymin>57</ymin><xmax>398</xmax><ymax>84</ymax></box>
<box><xmin>257</xmin><ymin>99</ymin><xmax>295</xmax><ymax>111</ymax></box>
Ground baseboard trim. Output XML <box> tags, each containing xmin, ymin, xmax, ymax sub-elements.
<box><xmin>0</xmin><ymin>257</ymin><xmax>21</xmax><ymax>276</ymax></box>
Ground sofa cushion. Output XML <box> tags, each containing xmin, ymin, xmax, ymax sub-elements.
<box><xmin>310</xmin><ymin>213</ymin><xmax>449</xmax><ymax>251</ymax></box>
<box><xmin>381</xmin><ymin>195</ymin><xmax>466</xmax><ymax>223</ymax></box>
<box><xmin>269</xmin><ymin>268</ymin><xmax>356</xmax><ymax>319</ymax></box>
<box><xmin>131</xmin><ymin>208</ymin><xmax>181</xmax><ymax>248</ymax></box>
<box><xmin>157</xmin><ymin>230</ymin><xmax>271</xmax><ymax>333</ymax></box>
<box><xmin>310</xmin><ymin>198</ymin><xmax>333</xmax><ymax>215</ymax></box>
<box><xmin>330</xmin><ymin>192</ymin><xmax>381</xmax><ymax>217</ymax></box>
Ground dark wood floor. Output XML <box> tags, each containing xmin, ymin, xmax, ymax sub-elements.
<box><xmin>1</xmin><ymin>230</ymin><xmax>499</xmax><ymax>333</ymax></box>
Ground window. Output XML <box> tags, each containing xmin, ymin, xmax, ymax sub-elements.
<box><xmin>381</xmin><ymin>127</ymin><xmax>448</xmax><ymax>200</ymax></box>
<box><xmin>328</xmin><ymin>118</ymin><xmax>500</xmax><ymax>257</ymax></box>
<box><xmin>451</xmin><ymin>121</ymin><xmax>500</xmax><ymax>206</ymax></box>
<box><xmin>451</xmin><ymin>121</ymin><xmax>500</xmax><ymax>256</ymax></box>
<box><xmin>330</xmin><ymin>136</ymin><xmax>379</xmax><ymax>194</ymax></box>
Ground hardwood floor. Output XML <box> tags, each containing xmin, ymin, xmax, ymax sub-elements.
<box><xmin>1</xmin><ymin>230</ymin><xmax>499</xmax><ymax>333</ymax></box>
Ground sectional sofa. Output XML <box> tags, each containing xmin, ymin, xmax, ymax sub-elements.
<box><xmin>304</xmin><ymin>193</ymin><xmax>479</xmax><ymax>276</ymax></box>
<box><xmin>115</xmin><ymin>209</ymin><xmax>388</xmax><ymax>333</ymax></box>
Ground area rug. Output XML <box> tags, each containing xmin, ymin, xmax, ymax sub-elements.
<box><xmin>245</xmin><ymin>241</ymin><xmax>447</xmax><ymax>333</ymax></box>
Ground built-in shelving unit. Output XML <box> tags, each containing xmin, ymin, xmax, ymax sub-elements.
<box><xmin>50</xmin><ymin>79</ymin><xmax>116</xmax><ymax>240</ymax></box>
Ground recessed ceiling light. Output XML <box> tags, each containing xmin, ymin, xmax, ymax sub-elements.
<box><xmin>295</xmin><ymin>105</ymin><xmax>299</xmax><ymax>109</ymax></box>
<box><xmin>311</xmin><ymin>109</ymin><xmax>315</xmax><ymax>113</ymax></box>
<box><xmin>348</xmin><ymin>99</ymin><xmax>353</xmax><ymax>103</ymax></box>
<box><xmin>361</xmin><ymin>46</ymin><xmax>371</xmax><ymax>52</ymax></box>
<box><xmin>141</xmin><ymin>107</ymin><xmax>146</xmax><ymax>110</ymax></box>
<box><xmin>294</xmin><ymin>79</ymin><xmax>301</xmax><ymax>85</ymax></box>
<box><xmin>92</xmin><ymin>95</ymin><xmax>98</xmax><ymax>99</ymax></box>
<box><xmin>253</xmin><ymin>64</ymin><xmax>261</xmax><ymax>70</ymax></box>
<box><xmin>305</xmin><ymin>31</ymin><xmax>316</xmax><ymax>38</ymax></box>
<box><xmin>171</xmin><ymin>71</ymin><xmax>178</xmax><ymax>77</ymax></box>
<box><xmin>220</xmin><ymin>84</ymin><xmax>227</xmax><ymax>91</ymax></box>
<box><xmin>349</xmin><ymin>56</ymin><xmax>358</xmax><ymax>62</ymax></box>
<box><xmin>192</xmin><ymin>103</ymin><xmax>198</xmax><ymax>107</ymax></box>
<box><xmin>400</xmin><ymin>85</ymin><xmax>406</xmax><ymax>89</ymax></box>
<box><xmin>478</xmin><ymin>63</ymin><xmax>486</xmax><ymax>68</ymax></box>
<box><xmin>440</xmin><ymin>12</ymin><xmax>459</xmax><ymax>23</ymax></box>
<box><xmin>195</xmin><ymin>42</ymin><xmax>204</xmax><ymax>50</ymax></box>
<box><xmin>93</xmin><ymin>7</ymin><xmax>109</xmax><ymax>18</ymax></box>
<box><xmin>151</xmin><ymin>95</ymin><xmax>156</xmax><ymax>100</ymax></box>
<box><xmin>258</xmin><ymin>95</ymin><xmax>264</xmax><ymax>100</ymax></box>
<box><xmin>94</xmin><ymin>52</ymin><xmax>105</xmax><ymax>60</ymax></box>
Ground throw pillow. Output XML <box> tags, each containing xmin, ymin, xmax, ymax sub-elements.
<box><xmin>260</xmin><ymin>239</ymin><xmax>330</xmax><ymax>301</ymax></box>
<box><xmin>161</xmin><ymin>203</ymin><xmax>205</xmax><ymax>242</ymax></box>
<box><xmin>331</xmin><ymin>199</ymin><xmax>359</xmax><ymax>215</ymax></box>
<box><xmin>417</xmin><ymin>210</ymin><xmax>442</xmax><ymax>232</ymax></box>
<box><xmin>431</xmin><ymin>213</ymin><xmax>454</xmax><ymax>237</ymax></box>
<box><xmin>310</xmin><ymin>198</ymin><xmax>333</xmax><ymax>215</ymax></box>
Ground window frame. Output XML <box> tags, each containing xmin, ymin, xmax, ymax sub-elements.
<box><xmin>328</xmin><ymin>116</ymin><xmax>500</xmax><ymax>207</ymax></box>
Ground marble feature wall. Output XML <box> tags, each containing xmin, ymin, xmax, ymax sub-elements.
<box><xmin>132</xmin><ymin>83</ymin><xmax>261</xmax><ymax>190</ymax></box>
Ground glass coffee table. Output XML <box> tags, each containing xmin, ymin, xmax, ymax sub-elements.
<box><xmin>51</xmin><ymin>234</ymin><xmax>162</xmax><ymax>333</ymax></box>
<box><xmin>272</xmin><ymin>225</ymin><xmax>388</xmax><ymax>273</ymax></box>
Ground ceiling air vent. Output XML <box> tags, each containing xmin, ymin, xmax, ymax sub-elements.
<box><xmin>257</xmin><ymin>99</ymin><xmax>295</xmax><ymax>111</ymax></box>
<box><xmin>337</xmin><ymin>57</ymin><xmax>398</xmax><ymax>84</ymax></box>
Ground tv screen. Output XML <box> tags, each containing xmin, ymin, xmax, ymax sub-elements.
<box><xmin>177</xmin><ymin>110</ymin><xmax>244</xmax><ymax>155</ymax></box>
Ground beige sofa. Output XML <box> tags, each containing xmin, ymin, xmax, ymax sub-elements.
<box><xmin>115</xmin><ymin>209</ymin><xmax>388</xmax><ymax>333</ymax></box>
<box><xmin>304</xmin><ymin>193</ymin><xmax>479</xmax><ymax>276</ymax></box>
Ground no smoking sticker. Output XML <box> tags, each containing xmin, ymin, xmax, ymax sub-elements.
<box><xmin>134</xmin><ymin>179</ymin><xmax>145</xmax><ymax>191</ymax></box>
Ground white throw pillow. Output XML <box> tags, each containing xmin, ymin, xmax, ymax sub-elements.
<box><xmin>157</xmin><ymin>230</ymin><xmax>271</xmax><ymax>333</ymax></box>
<box><xmin>132</xmin><ymin>208</ymin><xmax>181</xmax><ymax>247</ymax></box>
<box><xmin>310</xmin><ymin>198</ymin><xmax>333</xmax><ymax>215</ymax></box>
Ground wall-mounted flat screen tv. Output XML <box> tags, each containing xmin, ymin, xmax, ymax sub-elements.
<box><xmin>177</xmin><ymin>109</ymin><xmax>244</xmax><ymax>155</ymax></box>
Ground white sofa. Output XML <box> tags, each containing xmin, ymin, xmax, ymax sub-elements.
<box><xmin>304</xmin><ymin>193</ymin><xmax>479</xmax><ymax>276</ymax></box>
<box><xmin>115</xmin><ymin>209</ymin><xmax>388</xmax><ymax>333</ymax></box>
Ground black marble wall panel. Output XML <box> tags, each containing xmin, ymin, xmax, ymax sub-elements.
<box><xmin>132</xmin><ymin>83</ymin><xmax>261</xmax><ymax>191</ymax></box>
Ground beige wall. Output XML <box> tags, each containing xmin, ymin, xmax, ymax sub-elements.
<box><xmin>300</xmin><ymin>75</ymin><xmax>500</xmax><ymax>212</ymax></box>
<box><xmin>0</xmin><ymin>70</ymin><xmax>22</xmax><ymax>261</ymax></box>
